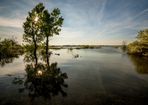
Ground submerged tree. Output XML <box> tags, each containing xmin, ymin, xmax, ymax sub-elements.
<box><xmin>121</xmin><ymin>41</ymin><xmax>127</xmax><ymax>52</ymax></box>
<box><xmin>23</xmin><ymin>3</ymin><xmax>45</xmax><ymax>65</ymax></box>
<box><xmin>23</xmin><ymin>3</ymin><xmax>64</xmax><ymax>65</ymax></box>
<box><xmin>41</xmin><ymin>8</ymin><xmax>64</xmax><ymax>65</ymax></box>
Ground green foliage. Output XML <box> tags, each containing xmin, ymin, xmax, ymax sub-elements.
<box><xmin>128</xmin><ymin>41</ymin><xmax>142</xmax><ymax>54</ymax></box>
<box><xmin>23</xmin><ymin>3</ymin><xmax>45</xmax><ymax>44</ymax></box>
<box><xmin>128</xmin><ymin>29</ymin><xmax>148</xmax><ymax>56</ymax></box>
<box><xmin>39</xmin><ymin>4</ymin><xmax>64</xmax><ymax>64</ymax></box>
<box><xmin>23</xmin><ymin>44</ymin><xmax>35</xmax><ymax>62</ymax></box>
<box><xmin>23</xmin><ymin>3</ymin><xmax>63</xmax><ymax>46</ymax></box>
<box><xmin>0</xmin><ymin>56</ymin><xmax>17</xmax><ymax>67</ymax></box>
<box><xmin>23</xmin><ymin>3</ymin><xmax>64</xmax><ymax>64</ymax></box>
<box><xmin>42</xmin><ymin>8</ymin><xmax>63</xmax><ymax>46</ymax></box>
<box><xmin>23</xmin><ymin>3</ymin><xmax>47</xmax><ymax>65</ymax></box>
<box><xmin>0</xmin><ymin>38</ymin><xmax>23</xmax><ymax>58</ymax></box>
<box><xmin>137</xmin><ymin>29</ymin><xmax>148</xmax><ymax>43</ymax></box>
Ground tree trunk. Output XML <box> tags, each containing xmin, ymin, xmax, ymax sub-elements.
<box><xmin>46</xmin><ymin>36</ymin><xmax>49</xmax><ymax>66</ymax></box>
<box><xmin>33</xmin><ymin>35</ymin><xmax>38</xmax><ymax>66</ymax></box>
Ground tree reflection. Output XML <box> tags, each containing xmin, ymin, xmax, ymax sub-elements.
<box><xmin>129</xmin><ymin>55</ymin><xmax>148</xmax><ymax>74</ymax></box>
<box><xmin>0</xmin><ymin>56</ymin><xmax>18</xmax><ymax>67</ymax></box>
<box><xmin>13</xmin><ymin>52</ymin><xmax>68</xmax><ymax>101</ymax></box>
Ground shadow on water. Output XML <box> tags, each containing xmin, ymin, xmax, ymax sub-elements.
<box><xmin>12</xmin><ymin>52</ymin><xmax>68</xmax><ymax>102</ymax></box>
<box><xmin>128</xmin><ymin>55</ymin><xmax>148</xmax><ymax>74</ymax></box>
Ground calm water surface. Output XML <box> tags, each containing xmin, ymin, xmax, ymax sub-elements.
<box><xmin>0</xmin><ymin>47</ymin><xmax>148</xmax><ymax>105</ymax></box>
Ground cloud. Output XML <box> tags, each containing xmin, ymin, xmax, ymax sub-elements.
<box><xmin>0</xmin><ymin>0</ymin><xmax>148</xmax><ymax>45</ymax></box>
<box><xmin>134</xmin><ymin>8</ymin><xmax>148</xmax><ymax>19</ymax></box>
<box><xmin>0</xmin><ymin>17</ymin><xmax>24</xmax><ymax>28</ymax></box>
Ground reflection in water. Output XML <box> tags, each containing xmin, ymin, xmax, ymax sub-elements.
<box><xmin>67</xmin><ymin>49</ymin><xmax>79</xmax><ymax>58</ymax></box>
<box><xmin>129</xmin><ymin>55</ymin><xmax>148</xmax><ymax>74</ymax></box>
<box><xmin>13</xmin><ymin>52</ymin><xmax>68</xmax><ymax>101</ymax></box>
<box><xmin>0</xmin><ymin>56</ymin><xmax>18</xmax><ymax>67</ymax></box>
<box><xmin>1</xmin><ymin>48</ymin><xmax>148</xmax><ymax>105</ymax></box>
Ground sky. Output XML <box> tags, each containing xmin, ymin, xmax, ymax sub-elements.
<box><xmin>0</xmin><ymin>0</ymin><xmax>148</xmax><ymax>45</ymax></box>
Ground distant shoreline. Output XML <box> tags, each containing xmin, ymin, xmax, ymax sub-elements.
<box><xmin>48</xmin><ymin>45</ymin><xmax>122</xmax><ymax>49</ymax></box>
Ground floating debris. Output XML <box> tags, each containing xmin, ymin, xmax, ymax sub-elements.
<box><xmin>74</xmin><ymin>54</ymin><xmax>79</xmax><ymax>58</ymax></box>
<box><xmin>55</xmin><ymin>53</ymin><xmax>60</xmax><ymax>56</ymax></box>
<box><xmin>6</xmin><ymin>74</ymin><xmax>13</xmax><ymax>76</ymax></box>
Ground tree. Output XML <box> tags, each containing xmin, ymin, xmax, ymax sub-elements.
<box><xmin>137</xmin><ymin>29</ymin><xmax>148</xmax><ymax>44</ymax></box>
<box><xmin>23</xmin><ymin>3</ymin><xmax>45</xmax><ymax>65</ymax></box>
<box><xmin>128</xmin><ymin>29</ymin><xmax>148</xmax><ymax>56</ymax></box>
<box><xmin>128</xmin><ymin>41</ymin><xmax>142</xmax><ymax>54</ymax></box>
<box><xmin>23</xmin><ymin>3</ymin><xmax>64</xmax><ymax>65</ymax></box>
<box><xmin>41</xmin><ymin>8</ymin><xmax>64</xmax><ymax>65</ymax></box>
<box><xmin>121</xmin><ymin>41</ymin><xmax>127</xmax><ymax>52</ymax></box>
<box><xmin>0</xmin><ymin>38</ymin><xmax>23</xmax><ymax>58</ymax></box>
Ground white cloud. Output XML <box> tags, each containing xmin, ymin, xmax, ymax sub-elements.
<box><xmin>134</xmin><ymin>8</ymin><xmax>148</xmax><ymax>19</ymax></box>
<box><xmin>0</xmin><ymin>17</ymin><xmax>24</xmax><ymax>28</ymax></box>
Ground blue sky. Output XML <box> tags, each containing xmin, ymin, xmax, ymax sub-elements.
<box><xmin>0</xmin><ymin>0</ymin><xmax>148</xmax><ymax>45</ymax></box>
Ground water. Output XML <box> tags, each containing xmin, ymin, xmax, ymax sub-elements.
<box><xmin>0</xmin><ymin>47</ymin><xmax>148</xmax><ymax>105</ymax></box>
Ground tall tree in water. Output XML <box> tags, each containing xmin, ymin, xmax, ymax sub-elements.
<box><xmin>42</xmin><ymin>8</ymin><xmax>64</xmax><ymax>65</ymax></box>
<box><xmin>23</xmin><ymin>3</ymin><xmax>64</xmax><ymax>66</ymax></box>
<box><xmin>23</xmin><ymin>3</ymin><xmax>45</xmax><ymax>65</ymax></box>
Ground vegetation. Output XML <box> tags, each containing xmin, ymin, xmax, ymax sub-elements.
<box><xmin>41</xmin><ymin>8</ymin><xmax>63</xmax><ymax>65</ymax></box>
<box><xmin>0</xmin><ymin>56</ymin><xmax>18</xmax><ymax>67</ymax></box>
<box><xmin>121</xmin><ymin>41</ymin><xmax>127</xmax><ymax>52</ymax></box>
<box><xmin>0</xmin><ymin>38</ymin><xmax>23</xmax><ymax>59</ymax></box>
<box><xmin>45</xmin><ymin>45</ymin><xmax>102</xmax><ymax>49</ymax></box>
<box><xmin>13</xmin><ymin>3</ymin><xmax>67</xmax><ymax>99</ymax></box>
<box><xmin>23</xmin><ymin>3</ymin><xmax>45</xmax><ymax>65</ymax></box>
<box><xmin>11</xmin><ymin>3</ymin><xmax>67</xmax><ymax>99</ymax></box>
<box><xmin>128</xmin><ymin>29</ymin><xmax>148</xmax><ymax>56</ymax></box>
<box><xmin>23</xmin><ymin>3</ymin><xmax>63</xmax><ymax>66</ymax></box>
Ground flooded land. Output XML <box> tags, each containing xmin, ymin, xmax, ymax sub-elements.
<box><xmin>0</xmin><ymin>47</ymin><xmax>148</xmax><ymax>105</ymax></box>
